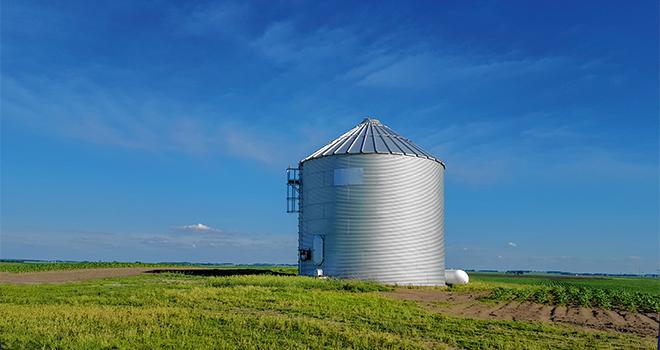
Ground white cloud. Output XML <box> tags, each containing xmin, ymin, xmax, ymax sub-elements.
<box><xmin>507</xmin><ymin>241</ymin><xmax>518</xmax><ymax>248</ymax></box>
<box><xmin>176</xmin><ymin>223</ymin><xmax>221</xmax><ymax>233</ymax></box>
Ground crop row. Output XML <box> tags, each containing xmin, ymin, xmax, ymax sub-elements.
<box><xmin>484</xmin><ymin>286</ymin><xmax>660</xmax><ymax>313</ymax></box>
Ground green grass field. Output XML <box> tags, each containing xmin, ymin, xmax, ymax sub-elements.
<box><xmin>0</xmin><ymin>264</ymin><xmax>657</xmax><ymax>349</ymax></box>
<box><xmin>0</xmin><ymin>261</ymin><xmax>164</xmax><ymax>273</ymax></box>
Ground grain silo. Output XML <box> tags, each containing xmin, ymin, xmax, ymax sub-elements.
<box><xmin>287</xmin><ymin>117</ymin><xmax>445</xmax><ymax>285</ymax></box>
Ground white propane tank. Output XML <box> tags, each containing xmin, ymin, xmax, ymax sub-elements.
<box><xmin>445</xmin><ymin>269</ymin><xmax>469</xmax><ymax>285</ymax></box>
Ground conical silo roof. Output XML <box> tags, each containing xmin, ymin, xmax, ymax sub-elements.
<box><xmin>301</xmin><ymin>117</ymin><xmax>444</xmax><ymax>166</ymax></box>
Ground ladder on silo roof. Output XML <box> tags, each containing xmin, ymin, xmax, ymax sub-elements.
<box><xmin>286</xmin><ymin>167</ymin><xmax>301</xmax><ymax>213</ymax></box>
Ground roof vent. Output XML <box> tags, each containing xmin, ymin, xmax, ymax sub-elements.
<box><xmin>361</xmin><ymin>117</ymin><xmax>382</xmax><ymax>125</ymax></box>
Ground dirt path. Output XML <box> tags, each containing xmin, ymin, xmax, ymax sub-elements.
<box><xmin>0</xmin><ymin>267</ymin><xmax>289</xmax><ymax>284</ymax></box>
<box><xmin>384</xmin><ymin>288</ymin><xmax>660</xmax><ymax>338</ymax></box>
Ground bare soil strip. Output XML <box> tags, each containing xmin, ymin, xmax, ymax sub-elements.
<box><xmin>383</xmin><ymin>288</ymin><xmax>660</xmax><ymax>338</ymax></box>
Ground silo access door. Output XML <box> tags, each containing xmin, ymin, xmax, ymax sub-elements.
<box><xmin>312</xmin><ymin>234</ymin><xmax>324</xmax><ymax>265</ymax></box>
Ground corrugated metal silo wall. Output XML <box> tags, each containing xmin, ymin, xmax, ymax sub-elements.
<box><xmin>298</xmin><ymin>154</ymin><xmax>445</xmax><ymax>286</ymax></box>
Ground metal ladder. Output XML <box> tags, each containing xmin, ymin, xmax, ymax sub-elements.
<box><xmin>286</xmin><ymin>167</ymin><xmax>300</xmax><ymax>213</ymax></box>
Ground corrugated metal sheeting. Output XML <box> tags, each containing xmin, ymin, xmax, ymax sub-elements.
<box><xmin>296</xmin><ymin>117</ymin><xmax>446</xmax><ymax>286</ymax></box>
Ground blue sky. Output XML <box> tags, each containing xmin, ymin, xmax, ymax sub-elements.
<box><xmin>1</xmin><ymin>1</ymin><xmax>657</xmax><ymax>273</ymax></box>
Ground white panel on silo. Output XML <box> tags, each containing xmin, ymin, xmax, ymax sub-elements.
<box><xmin>333</xmin><ymin>168</ymin><xmax>363</xmax><ymax>186</ymax></box>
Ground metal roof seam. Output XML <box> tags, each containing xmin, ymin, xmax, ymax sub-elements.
<box><xmin>319</xmin><ymin>125</ymin><xmax>359</xmax><ymax>157</ymax></box>
<box><xmin>347</xmin><ymin>124</ymin><xmax>367</xmax><ymax>153</ymax></box>
<box><xmin>359</xmin><ymin>124</ymin><xmax>370</xmax><ymax>153</ymax></box>
<box><xmin>374</xmin><ymin>124</ymin><xmax>392</xmax><ymax>153</ymax></box>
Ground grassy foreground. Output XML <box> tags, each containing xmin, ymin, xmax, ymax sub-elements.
<box><xmin>0</xmin><ymin>272</ymin><xmax>655</xmax><ymax>349</ymax></box>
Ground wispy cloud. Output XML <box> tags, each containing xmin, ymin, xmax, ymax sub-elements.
<box><xmin>3</xmin><ymin>4</ymin><xmax>654</xmax><ymax>186</ymax></box>
<box><xmin>343</xmin><ymin>51</ymin><xmax>570</xmax><ymax>90</ymax></box>
<box><xmin>251</xmin><ymin>21</ymin><xmax>359</xmax><ymax>69</ymax></box>
<box><xmin>170</xmin><ymin>1</ymin><xmax>250</xmax><ymax>39</ymax></box>
<box><xmin>1</xmin><ymin>74</ymin><xmax>296</xmax><ymax>166</ymax></box>
<box><xmin>521</xmin><ymin>125</ymin><xmax>582</xmax><ymax>139</ymax></box>
<box><xmin>247</xmin><ymin>18</ymin><xmax>575</xmax><ymax>93</ymax></box>
<box><xmin>415</xmin><ymin>112</ymin><xmax>656</xmax><ymax>187</ymax></box>
<box><xmin>222</xmin><ymin>124</ymin><xmax>287</xmax><ymax>165</ymax></box>
<box><xmin>507</xmin><ymin>241</ymin><xmax>518</xmax><ymax>248</ymax></box>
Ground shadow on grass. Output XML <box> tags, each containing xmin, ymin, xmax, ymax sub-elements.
<box><xmin>145</xmin><ymin>268</ymin><xmax>293</xmax><ymax>277</ymax></box>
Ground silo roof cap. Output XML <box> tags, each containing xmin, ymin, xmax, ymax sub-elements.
<box><xmin>301</xmin><ymin>117</ymin><xmax>445</xmax><ymax>167</ymax></box>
